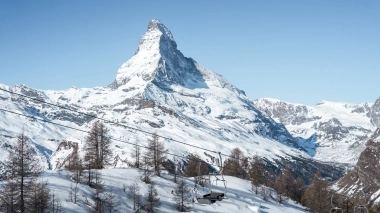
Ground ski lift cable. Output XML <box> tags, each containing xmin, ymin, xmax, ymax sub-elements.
<box><xmin>0</xmin><ymin>88</ymin><xmax>235</xmax><ymax>160</ymax></box>
<box><xmin>0</xmin><ymin>108</ymin><xmax>228</xmax><ymax>167</ymax></box>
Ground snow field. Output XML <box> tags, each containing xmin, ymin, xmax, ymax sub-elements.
<box><xmin>41</xmin><ymin>168</ymin><xmax>307</xmax><ymax>213</ymax></box>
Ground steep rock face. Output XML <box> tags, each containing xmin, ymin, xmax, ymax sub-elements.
<box><xmin>0</xmin><ymin>20</ymin><xmax>345</xmax><ymax>181</ymax></box>
<box><xmin>254</xmin><ymin>98</ymin><xmax>376</xmax><ymax>164</ymax></box>
<box><xmin>333</xmin><ymin>129</ymin><xmax>380</xmax><ymax>208</ymax></box>
<box><xmin>371</xmin><ymin>97</ymin><xmax>380</xmax><ymax>127</ymax></box>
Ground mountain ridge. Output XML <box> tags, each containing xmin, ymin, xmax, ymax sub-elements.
<box><xmin>254</xmin><ymin>97</ymin><xmax>377</xmax><ymax>164</ymax></box>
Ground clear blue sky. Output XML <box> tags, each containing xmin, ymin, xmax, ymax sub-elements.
<box><xmin>1</xmin><ymin>1</ymin><xmax>379</xmax><ymax>105</ymax></box>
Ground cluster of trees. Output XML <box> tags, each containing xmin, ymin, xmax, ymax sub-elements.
<box><xmin>220</xmin><ymin>147</ymin><xmax>327</xmax><ymax>210</ymax></box>
<box><xmin>129</xmin><ymin>131</ymin><xmax>193</xmax><ymax>212</ymax></box>
<box><xmin>0</xmin><ymin>132</ymin><xmax>63</xmax><ymax>213</ymax></box>
<box><xmin>129</xmin><ymin>133</ymin><xmax>204</xmax><ymax>212</ymax></box>
<box><xmin>67</xmin><ymin>121</ymin><xmax>166</xmax><ymax>213</ymax></box>
<box><xmin>219</xmin><ymin>147</ymin><xmax>380</xmax><ymax>213</ymax></box>
<box><xmin>0</xmin><ymin>120</ymin><xmax>169</xmax><ymax>213</ymax></box>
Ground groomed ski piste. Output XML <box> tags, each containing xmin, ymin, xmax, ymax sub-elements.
<box><xmin>42</xmin><ymin>168</ymin><xmax>307</xmax><ymax>213</ymax></box>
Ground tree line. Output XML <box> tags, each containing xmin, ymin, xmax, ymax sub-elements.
<box><xmin>0</xmin><ymin>132</ymin><xmax>63</xmax><ymax>213</ymax></box>
<box><xmin>218</xmin><ymin>147</ymin><xmax>378</xmax><ymax>213</ymax></box>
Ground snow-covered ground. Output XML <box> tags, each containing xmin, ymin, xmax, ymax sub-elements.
<box><xmin>42</xmin><ymin>168</ymin><xmax>307</xmax><ymax>213</ymax></box>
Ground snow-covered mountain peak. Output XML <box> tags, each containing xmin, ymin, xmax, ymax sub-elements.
<box><xmin>147</xmin><ymin>19</ymin><xmax>175</xmax><ymax>41</ymax></box>
<box><xmin>112</xmin><ymin>19</ymin><xmax>242</xmax><ymax>100</ymax></box>
<box><xmin>113</xmin><ymin>19</ymin><xmax>208</xmax><ymax>90</ymax></box>
<box><xmin>137</xmin><ymin>18</ymin><xmax>177</xmax><ymax>55</ymax></box>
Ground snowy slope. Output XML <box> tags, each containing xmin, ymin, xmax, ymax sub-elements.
<box><xmin>41</xmin><ymin>168</ymin><xmax>307</xmax><ymax>213</ymax></box>
<box><xmin>254</xmin><ymin>98</ymin><xmax>377</xmax><ymax>164</ymax></box>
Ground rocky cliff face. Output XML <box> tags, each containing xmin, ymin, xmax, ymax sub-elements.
<box><xmin>254</xmin><ymin>98</ymin><xmax>377</xmax><ymax>164</ymax></box>
<box><xmin>371</xmin><ymin>98</ymin><xmax>380</xmax><ymax>128</ymax></box>
<box><xmin>332</xmin><ymin>129</ymin><xmax>380</xmax><ymax>208</ymax></box>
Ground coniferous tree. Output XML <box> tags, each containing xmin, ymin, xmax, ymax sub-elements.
<box><xmin>66</xmin><ymin>144</ymin><xmax>83</xmax><ymax>183</ymax></box>
<box><xmin>172</xmin><ymin>157</ymin><xmax>178</xmax><ymax>183</ymax></box>
<box><xmin>223</xmin><ymin>147</ymin><xmax>247</xmax><ymax>178</ymax></box>
<box><xmin>68</xmin><ymin>182</ymin><xmax>80</xmax><ymax>204</ymax></box>
<box><xmin>281</xmin><ymin>167</ymin><xmax>294</xmax><ymax>197</ymax></box>
<box><xmin>93</xmin><ymin>170</ymin><xmax>104</xmax><ymax>212</ymax></box>
<box><xmin>184</xmin><ymin>155</ymin><xmax>209</xmax><ymax>178</ymax></box>
<box><xmin>173</xmin><ymin>177</ymin><xmax>191</xmax><ymax>212</ymax></box>
<box><xmin>131</xmin><ymin>140</ymin><xmax>141</xmax><ymax>169</ymax></box>
<box><xmin>249</xmin><ymin>155</ymin><xmax>264</xmax><ymax>194</ymax></box>
<box><xmin>260</xmin><ymin>186</ymin><xmax>271</xmax><ymax>201</ymax></box>
<box><xmin>102</xmin><ymin>191</ymin><xmax>119</xmax><ymax>213</ymax></box>
<box><xmin>0</xmin><ymin>132</ymin><xmax>43</xmax><ymax>213</ymax></box>
<box><xmin>0</xmin><ymin>179</ymin><xmax>18</xmax><ymax>213</ymax></box>
<box><xmin>145</xmin><ymin>133</ymin><xmax>166</xmax><ymax>177</ymax></box>
<box><xmin>273</xmin><ymin>167</ymin><xmax>294</xmax><ymax>204</ymax></box>
<box><xmin>145</xmin><ymin>182</ymin><xmax>160</xmax><ymax>213</ymax></box>
<box><xmin>127</xmin><ymin>182</ymin><xmax>141</xmax><ymax>212</ymax></box>
<box><xmin>48</xmin><ymin>191</ymin><xmax>63</xmax><ymax>213</ymax></box>
<box><xmin>83</xmin><ymin>158</ymin><xmax>97</xmax><ymax>187</ymax></box>
<box><xmin>274</xmin><ymin>175</ymin><xmax>288</xmax><ymax>204</ymax></box>
<box><xmin>84</xmin><ymin>121</ymin><xmax>113</xmax><ymax>170</ymax></box>
<box><xmin>292</xmin><ymin>177</ymin><xmax>304</xmax><ymax>203</ymax></box>
<box><xmin>29</xmin><ymin>180</ymin><xmax>50</xmax><ymax>212</ymax></box>
<box><xmin>141</xmin><ymin>156</ymin><xmax>152</xmax><ymax>184</ymax></box>
<box><xmin>303</xmin><ymin>172</ymin><xmax>331</xmax><ymax>213</ymax></box>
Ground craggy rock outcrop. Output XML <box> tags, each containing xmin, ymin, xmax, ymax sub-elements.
<box><xmin>333</xmin><ymin>128</ymin><xmax>380</xmax><ymax>208</ymax></box>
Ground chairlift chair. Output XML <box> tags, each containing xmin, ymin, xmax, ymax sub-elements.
<box><xmin>354</xmin><ymin>205</ymin><xmax>368</xmax><ymax>213</ymax></box>
<box><xmin>330</xmin><ymin>207</ymin><xmax>343</xmax><ymax>213</ymax></box>
<box><xmin>330</xmin><ymin>193</ymin><xmax>343</xmax><ymax>213</ymax></box>
<box><xmin>196</xmin><ymin>152</ymin><xmax>227</xmax><ymax>205</ymax></box>
<box><xmin>354</xmin><ymin>190</ymin><xmax>369</xmax><ymax>213</ymax></box>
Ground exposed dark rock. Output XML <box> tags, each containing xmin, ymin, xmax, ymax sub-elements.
<box><xmin>371</xmin><ymin>98</ymin><xmax>380</xmax><ymax>127</ymax></box>
<box><xmin>48</xmin><ymin>110</ymin><xmax>96</xmax><ymax>126</ymax></box>
<box><xmin>333</xmin><ymin>129</ymin><xmax>380</xmax><ymax>208</ymax></box>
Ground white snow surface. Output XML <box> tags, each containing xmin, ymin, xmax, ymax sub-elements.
<box><xmin>41</xmin><ymin>168</ymin><xmax>306</xmax><ymax>213</ymax></box>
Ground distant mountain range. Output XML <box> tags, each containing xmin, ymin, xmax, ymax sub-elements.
<box><xmin>254</xmin><ymin>98</ymin><xmax>379</xmax><ymax>164</ymax></box>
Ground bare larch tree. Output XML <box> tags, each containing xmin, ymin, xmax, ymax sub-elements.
<box><xmin>173</xmin><ymin>176</ymin><xmax>191</xmax><ymax>212</ymax></box>
<box><xmin>145</xmin><ymin>132</ymin><xmax>166</xmax><ymax>177</ymax></box>
<box><xmin>84</xmin><ymin>121</ymin><xmax>113</xmax><ymax>170</ymax></box>
<box><xmin>0</xmin><ymin>132</ymin><xmax>46</xmax><ymax>213</ymax></box>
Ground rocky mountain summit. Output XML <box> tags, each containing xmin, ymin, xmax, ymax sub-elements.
<box><xmin>0</xmin><ymin>20</ymin><xmax>346</xmax><ymax>182</ymax></box>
